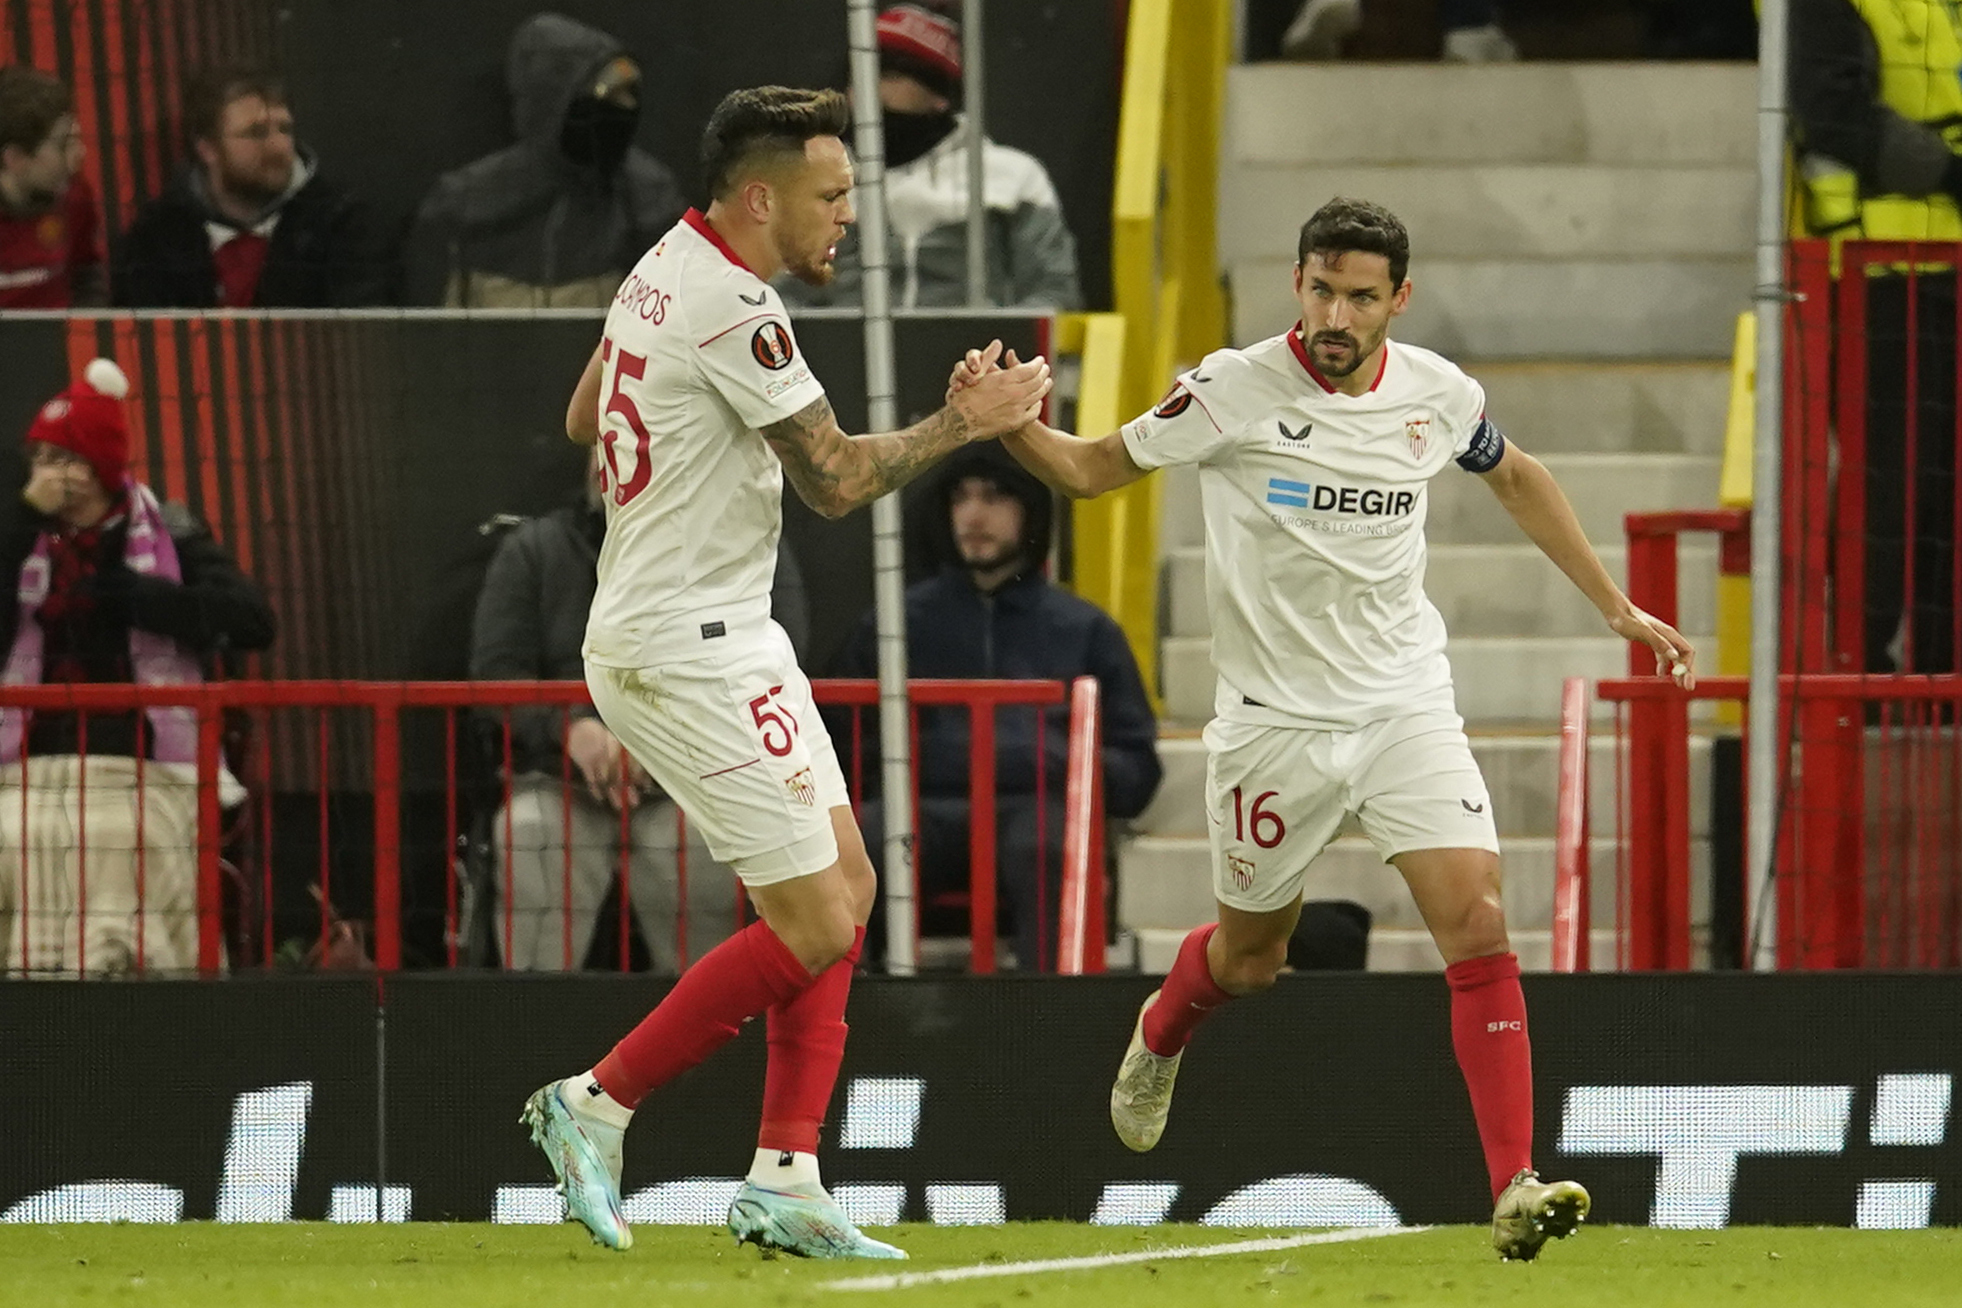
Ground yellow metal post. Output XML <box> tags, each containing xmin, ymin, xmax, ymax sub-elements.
<box><xmin>1070</xmin><ymin>0</ymin><xmax>1230</xmax><ymax>705</ymax></box>
<box><xmin>1715</xmin><ymin>310</ymin><xmax>1757</xmax><ymax>725</ymax></box>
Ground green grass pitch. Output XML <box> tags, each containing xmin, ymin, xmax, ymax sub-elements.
<box><xmin>3</xmin><ymin>1222</ymin><xmax>1960</xmax><ymax>1307</ymax></box>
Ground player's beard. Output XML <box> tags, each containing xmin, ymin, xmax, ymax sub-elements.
<box><xmin>785</xmin><ymin>243</ymin><xmax>837</xmax><ymax>287</ymax></box>
<box><xmin>1310</xmin><ymin>329</ymin><xmax>1371</xmax><ymax>378</ymax></box>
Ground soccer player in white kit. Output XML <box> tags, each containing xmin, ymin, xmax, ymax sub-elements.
<box><xmin>958</xmin><ymin>198</ymin><xmax>1697</xmax><ymax>1260</ymax></box>
<box><xmin>520</xmin><ymin>86</ymin><xmax>1051</xmax><ymax>1260</ymax></box>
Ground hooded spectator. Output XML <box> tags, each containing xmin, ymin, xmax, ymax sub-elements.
<box><xmin>407</xmin><ymin>12</ymin><xmax>685</xmax><ymax>307</ymax></box>
<box><xmin>833</xmin><ymin>443</ymin><xmax>1159</xmax><ymax>970</ymax></box>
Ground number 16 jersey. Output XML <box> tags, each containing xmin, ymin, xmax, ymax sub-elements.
<box><xmin>583</xmin><ymin>208</ymin><xmax>827</xmax><ymax>671</ymax></box>
<box><xmin>1120</xmin><ymin>330</ymin><xmax>1507</xmax><ymax>730</ymax></box>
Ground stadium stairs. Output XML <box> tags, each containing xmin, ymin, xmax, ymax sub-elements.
<box><xmin>1119</xmin><ymin>62</ymin><xmax>1750</xmax><ymax>972</ymax></box>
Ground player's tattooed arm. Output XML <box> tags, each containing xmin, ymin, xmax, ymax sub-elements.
<box><xmin>762</xmin><ymin>396</ymin><xmax>976</xmax><ymax>519</ymax></box>
<box><xmin>762</xmin><ymin>352</ymin><xmax>1052</xmax><ymax>518</ymax></box>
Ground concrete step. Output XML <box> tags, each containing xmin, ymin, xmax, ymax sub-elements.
<box><xmin>1167</xmin><ymin>541</ymin><xmax>1719</xmax><ymax>640</ymax></box>
<box><xmin>1117</xmin><ymin>832</ymin><xmax>1699</xmax><ymax>934</ymax></box>
<box><xmin>1475</xmin><ymin>361</ymin><xmax>1732</xmax><ymax>457</ymax></box>
<box><xmin>1131</xmin><ymin>925</ymin><xmax>1628</xmax><ymax>974</ymax></box>
<box><xmin>1228</xmin><ymin>256</ymin><xmax>1753</xmax><ymax>357</ymax></box>
<box><xmin>1156</xmin><ymin>453</ymin><xmax>1720</xmax><ymax>552</ymax></box>
<box><xmin>1428</xmin><ymin>452</ymin><xmax>1721</xmax><ymax>545</ymax></box>
<box><xmin>1427</xmin><ymin>543</ymin><xmax>1718</xmax><ymax>638</ymax></box>
<box><xmin>1160</xmin><ymin>632</ymin><xmax>1710</xmax><ymax>725</ymax></box>
<box><xmin>1221</xmin><ymin>165</ymin><xmax>1753</xmax><ymax>264</ymax></box>
<box><xmin>1132</xmin><ymin>729</ymin><xmax>1716</xmax><ymax>842</ymax></box>
<box><xmin>1225</xmin><ymin>64</ymin><xmax>1755</xmax><ymax>168</ymax></box>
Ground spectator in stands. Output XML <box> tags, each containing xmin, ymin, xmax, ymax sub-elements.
<box><xmin>0</xmin><ymin>67</ymin><xmax>104</xmax><ymax>307</ymax></box>
<box><xmin>468</xmin><ymin>450</ymin><xmax>811</xmax><ymax>972</ymax></box>
<box><xmin>777</xmin><ymin>3</ymin><xmax>1082</xmax><ymax>310</ymax></box>
<box><xmin>1280</xmin><ymin>0</ymin><xmax>1515</xmax><ymax>61</ymax></box>
<box><xmin>0</xmin><ymin>358</ymin><xmax>274</xmax><ymax>976</ymax></box>
<box><xmin>833</xmin><ymin>444</ymin><xmax>1160</xmax><ymax>971</ymax></box>
<box><xmin>406</xmin><ymin>13</ymin><xmax>684</xmax><ymax>308</ymax></box>
<box><xmin>1791</xmin><ymin>0</ymin><xmax>1962</xmax><ymax>674</ymax></box>
<box><xmin>113</xmin><ymin>66</ymin><xmax>389</xmax><ymax>307</ymax></box>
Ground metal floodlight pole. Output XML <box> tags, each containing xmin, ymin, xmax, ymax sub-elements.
<box><xmin>964</xmin><ymin>0</ymin><xmax>987</xmax><ymax>307</ymax></box>
<box><xmin>848</xmin><ymin>0</ymin><xmax>917</xmax><ymax>975</ymax></box>
<box><xmin>1747</xmin><ymin>0</ymin><xmax>1789</xmax><ymax>972</ymax></box>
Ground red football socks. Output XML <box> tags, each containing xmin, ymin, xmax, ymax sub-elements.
<box><xmin>594</xmin><ymin>919</ymin><xmax>814</xmax><ymax>1110</ymax></box>
<box><xmin>758</xmin><ymin>925</ymin><xmax>865</xmax><ymax>1155</ymax></box>
<box><xmin>1446</xmin><ymin>951</ymin><xmax>1536</xmax><ymax>1200</ymax></box>
<box><xmin>1141</xmin><ymin>923</ymin><xmax>1232</xmax><ymax>1057</ymax></box>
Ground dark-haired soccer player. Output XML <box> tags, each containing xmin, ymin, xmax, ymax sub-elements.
<box><xmin>524</xmin><ymin>85</ymin><xmax>1050</xmax><ymax>1260</ymax></box>
<box><xmin>957</xmin><ymin>197</ymin><xmax>1695</xmax><ymax>1261</ymax></box>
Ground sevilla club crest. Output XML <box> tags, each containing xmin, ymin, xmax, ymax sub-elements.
<box><xmin>1404</xmin><ymin>414</ymin><xmax>1433</xmax><ymax>459</ymax></box>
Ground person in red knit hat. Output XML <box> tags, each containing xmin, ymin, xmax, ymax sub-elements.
<box><xmin>775</xmin><ymin>2</ymin><xmax>1081</xmax><ymax>311</ymax></box>
<box><xmin>0</xmin><ymin>358</ymin><xmax>274</xmax><ymax>976</ymax></box>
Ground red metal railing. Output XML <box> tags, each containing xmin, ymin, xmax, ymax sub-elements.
<box><xmin>1616</xmin><ymin>510</ymin><xmax>1750</xmax><ymax>969</ymax></box>
<box><xmin>1586</xmin><ymin>674</ymin><xmax>1962</xmax><ymax>969</ymax></box>
<box><xmin>0</xmin><ymin>678</ymin><xmax>1108</xmax><ymax>977</ymax></box>
<box><xmin>1055</xmin><ymin>676</ymin><xmax>1105</xmax><ymax>975</ymax></box>
<box><xmin>1787</xmin><ymin>241</ymin><xmax>1962</xmax><ymax>680</ymax></box>
<box><xmin>1781</xmin><ymin>241</ymin><xmax>1962</xmax><ymax>969</ymax></box>
<box><xmin>1550</xmin><ymin>676</ymin><xmax>1591</xmax><ymax>973</ymax></box>
<box><xmin>1555</xmin><ymin>244</ymin><xmax>1962</xmax><ymax>971</ymax></box>
<box><xmin>810</xmin><ymin>677</ymin><xmax>1106</xmax><ymax>976</ymax></box>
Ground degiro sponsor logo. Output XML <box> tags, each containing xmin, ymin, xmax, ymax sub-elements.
<box><xmin>1265</xmin><ymin>477</ymin><xmax>1416</xmax><ymax>517</ymax></box>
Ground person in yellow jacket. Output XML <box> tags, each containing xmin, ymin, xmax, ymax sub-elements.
<box><xmin>1792</xmin><ymin>0</ymin><xmax>1962</xmax><ymax>674</ymax></box>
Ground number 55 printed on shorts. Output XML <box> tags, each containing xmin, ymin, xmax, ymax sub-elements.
<box><xmin>698</xmin><ymin>633</ymin><xmax>848</xmax><ymax>860</ymax></box>
<box><xmin>587</xmin><ymin>627</ymin><xmax>846</xmax><ymax>873</ymax></box>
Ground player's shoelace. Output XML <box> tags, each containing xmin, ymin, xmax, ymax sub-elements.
<box><xmin>1118</xmin><ymin>1050</ymin><xmax>1177</xmax><ymax>1107</ymax></box>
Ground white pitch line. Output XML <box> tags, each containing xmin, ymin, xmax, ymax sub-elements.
<box><xmin>819</xmin><ymin>1224</ymin><xmax>1432</xmax><ymax>1292</ymax></box>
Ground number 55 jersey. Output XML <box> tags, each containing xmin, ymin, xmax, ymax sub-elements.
<box><xmin>584</xmin><ymin>208</ymin><xmax>827</xmax><ymax>672</ymax></box>
<box><xmin>580</xmin><ymin>209</ymin><xmax>848</xmax><ymax>884</ymax></box>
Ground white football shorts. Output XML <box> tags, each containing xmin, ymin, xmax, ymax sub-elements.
<box><xmin>1203</xmin><ymin>709</ymin><xmax>1500</xmax><ymax>914</ymax></box>
<box><xmin>585</xmin><ymin>622</ymin><xmax>847</xmax><ymax>887</ymax></box>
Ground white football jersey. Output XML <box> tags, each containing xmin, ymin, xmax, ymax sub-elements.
<box><xmin>583</xmin><ymin>209</ymin><xmax>826</xmax><ymax>669</ymax></box>
<box><xmin>1121</xmin><ymin>329</ymin><xmax>1506</xmax><ymax>729</ymax></box>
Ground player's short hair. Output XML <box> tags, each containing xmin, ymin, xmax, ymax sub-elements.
<box><xmin>1297</xmin><ymin>197</ymin><xmax>1410</xmax><ymax>290</ymax></box>
<box><xmin>700</xmin><ymin>86</ymin><xmax>850</xmax><ymax>200</ymax></box>
<box><xmin>184</xmin><ymin>66</ymin><xmax>286</xmax><ymax>145</ymax></box>
<box><xmin>0</xmin><ymin>67</ymin><xmax>73</xmax><ymax>156</ymax></box>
